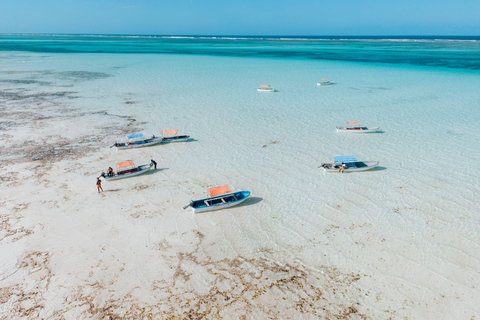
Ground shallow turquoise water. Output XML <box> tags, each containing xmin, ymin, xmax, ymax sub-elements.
<box><xmin>1</xmin><ymin>35</ymin><xmax>480</xmax><ymax>318</ymax></box>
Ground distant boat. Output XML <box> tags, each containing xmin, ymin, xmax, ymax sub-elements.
<box><xmin>183</xmin><ymin>185</ymin><xmax>251</xmax><ymax>213</ymax></box>
<box><xmin>336</xmin><ymin>121</ymin><xmax>380</xmax><ymax>133</ymax></box>
<box><xmin>101</xmin><ymin>160</ymin><xmax>153</xmax><ymax>181</ymax></box>
<box><xmin>320</xmin><ymin>156</ymin><xmax>379</xmax><ymax>172</ymax></box>
<box><xmin>161</xmin><ymin>130</ymin><xmax>191</xmax><ymax>143</ymax></box>
<box><xmin>111</xmin><ymin>133</ymin><xmax>163</xmax><ymax>150</ymax></box>
<box><xmin>317</xmin><ymin>78</ymin><xmax>335</xmax><ymax>86</ymax></box>
<box><xmin>257</xmin><ymin>84</ymin><xmax>276</xmax><ymax>92</ymax></box>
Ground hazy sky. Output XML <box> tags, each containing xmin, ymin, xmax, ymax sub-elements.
<box><xmin>1</xmin><ymin>0</ymin><xmax>479</xmax><ymax>35</ymax></box>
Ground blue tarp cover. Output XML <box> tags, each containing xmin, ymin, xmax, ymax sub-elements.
<box><xmin>126</xmin><ymin>133</ymin><xmax>144</xmax><ymax>139</ymax></box>
<box><xmin>334</xmin><ymin>156</ymin><xmax>358</xmax><ymax>163</ymax></box>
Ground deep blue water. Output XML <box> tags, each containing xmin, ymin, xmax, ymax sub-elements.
<box><xmin>1</xmin><ymin>34</ymin><xmax>479</xmax><ymax>70</ymax></box>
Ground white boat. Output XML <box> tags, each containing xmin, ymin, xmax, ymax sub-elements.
<box><xmin>161</xmin><ymin>130</ymin><xmax>191</xmax><ymax>143</ymax></box>
<box><xmin>111</xmin><ymin>133</ymin><xmax>163</xmax><ymax>150</ymax></box>
<box><xmin>101</xmin><ymin>160</ymin><xmax>154</xmax><ymax>181</ymax></box>
<box><xmin>184</xmin><ymin>185</ymin><xmax>251</xmax><ymax>213</ymax></box>
<box><xmin>317</xmin><ymin>80</ymin><xmax>335</xmax><ymax>86</ymax></box>
<box><xmin>320</xmin><ymin>156</ymin><xmax>379</xmax><ymax>172</ymax></box>
<box><xmin>257</xmin><ymin>84</ymin><xmax>276</xmax><ymax>92</ymax></box>
<box><xmin>336</xmin><ymin>121</ymin><xmax>379</xmax><ymax>133</ymax></box>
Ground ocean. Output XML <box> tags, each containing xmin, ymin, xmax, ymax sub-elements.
<box><xmin>1</xmin><ymin>34</ymin><xmax>480</xmax><ymax>319</ymax></box>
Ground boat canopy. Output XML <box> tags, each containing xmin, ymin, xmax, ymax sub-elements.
<box><xmin>126</xmin><ymin>133</ymin><xmax>143</xmax><ymax>139</ymax></box>
<box><xmin>163</xmin><ymin>130</ymin><xmax>178</xmax><ymax>135</ymax></box>
<box><xmin>208</xmin><ymin>185</ymin><xmax>231</xmax><ymax>197</ymax></box>
<box><xmin>117</xmin><ymin>160</ymin><xmax>134</xmax><ymax>168</ymax></box>
<box><xmin>346</xmin><ymin>121</ymin><xmax>361</xmax><ymax>124</ymax></box>
<box><xmin>334</xmin><ymin>156</ymin><xmax>358</xmax><ymax>163</ymax></box>
<box><xmin>321</xmin><ymin>78</ymin><xmax>328</xmax><ymax>80</ymax></box>
<box><xmin>260</xmin><ymin>84</ymin><xmax>270</xmax><ymax>87</ymax></box>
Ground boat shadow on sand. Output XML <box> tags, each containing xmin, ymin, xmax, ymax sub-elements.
<box><xmin>369</xmin><ymin>166</ymin><xmax>387</xmax><ymax>171</ymax></box>
<box><xmin>234</xmin><ymin>196</ymin><xmax>263</xmax><ymax>208</ymax></box>
<box><xmin>162</xmin><ymin>138</ymin><xmax>198</xmax><ymax>144</ymax></box>
<box><xmin>143</xmin><ymin>168</ymin><xmax>169</xmax><ymax>175</ymax></box>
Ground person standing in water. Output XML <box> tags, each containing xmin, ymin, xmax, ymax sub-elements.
<box><xmin>151</xmin><ymin>159</ymin><xmax>157</xmax><ymax>170</ymax></box>
<box><xmin>97</xmin><ymin>178</ymin><xmax>103</xmax><ymax>193</ymax></box>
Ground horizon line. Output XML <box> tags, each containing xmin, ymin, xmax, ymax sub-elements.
<box><xmin>1</xmin><ymin>33</ymin><xmax>479</xmax><ymax>38</ymax></box>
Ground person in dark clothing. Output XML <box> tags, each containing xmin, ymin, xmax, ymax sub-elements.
<box><xmin>96</xmin><ymin>178</ymin><xmax>103</xmax><ymax>193</ymax></box>
<box><xmin>151</xmin><ymin>159</ymin><xmax>157</xmax><ymax>170</ymax></box>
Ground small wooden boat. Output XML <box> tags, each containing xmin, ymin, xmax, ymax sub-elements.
<box><xmin>317</xmin><ymin>79</ymin><xmax>335</xmax><ymax>86</ymax></box>
<box><xmin>111</xmin><ymin>133</ymin><xmax>163</xmax><ymax>150</ymax></box>
<box><xmin>161</xmin><ymin>130</ymin><xmax>191</xmax><ymax>143</ymax></box>
<box><xmin>101</xmin><ymin>160</ymin><xmax>154</xmax><ymax>181</ymax></box>
<box><xmin>320</xmin><ymin>156</ymin><xmax>379</xmax><ymax>172</ymax></box>
<box><xmin>184</xmin><ymin>185</ymin><xmax>251</xmax><ymax>213</ymax></box>
<box><xmin>257</xmin><ymin>84</ymin><xmax>276</xmax><ymax>92</ymax></box>
<box><xmin>336</xmin><ymin>121</ymin><xmax>379</xmax><ymax>133</ymax></box>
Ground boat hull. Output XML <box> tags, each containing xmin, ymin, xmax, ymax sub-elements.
<box><xmin>257</xmin><ymin>88</ymin><xmax>276</xmax><ymax>92</ymax></box>
<box><xmin>322</xmin><ymin>161</ymin><xmax>379</xmax><ymax>172</ymax></box>
<box><xmin>191</xmin><ymin>191</ymin><xmax>251</xmax><ymax>213</ymax></box>
<box><xmin>317</xmin><ymin>81</ymin><xmax>335</xmax><ymax>86</ymax></box>
<box><xmin>162</xmin><ymin>135</ymin><xmax>190</xmax><ymax>143</ymax></box>
<box><xmin>113</xmin><ymin>137</ymin><xmax>163</xmax><ymax>150</ymax></box>
<box><xmin>336</xmin><ymin>127</ymin><xmax>380</xmax><ymax>133</ymax></box>
<box><xmin>104</xmin><ymin>164</ymin><xmax>153</xmax><ymax>180</ymax></box>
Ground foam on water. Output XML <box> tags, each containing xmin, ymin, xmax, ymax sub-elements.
<box><xmin>1</xmin><ymin>37</ymin><xmax>480</xmax><ymax>319</ymax></box>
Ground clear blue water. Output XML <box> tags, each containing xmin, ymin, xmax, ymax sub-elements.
<box><xmin>1</xmin><ymin>34</ymin><xmax>480</xmax><ymax>70</ymax></box>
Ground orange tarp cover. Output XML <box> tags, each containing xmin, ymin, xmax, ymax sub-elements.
<box><xmin>117</xmin><ymin>160</ymin><xmax>134</xmax><ymax>168</ymax></box>
<box><xmin>346</xmin><ymin>121</ymin><xmax>361</xmax><ymax>124</ymax></box>
<box><xmin>260</xmin><ymin>84</ymin><xmax>270</xmax><ymax>87</ymax></box>
<box><xmin>163</xmin><ymin>130</ymin><xmax>178</xmax><ymax>135</ymax></box>
<box><xmin>208</xmin><ymin>185</ymin><xmax>231</xmax><ymax>197</ymax></box>
<box><xmin>322</xmin><ymin>78</ymin><xmax>328</xmax><ymax>80</ymax></box>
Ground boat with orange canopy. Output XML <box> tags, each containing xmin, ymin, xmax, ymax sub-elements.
<box><xmin>317</xmin><ymin>78</ymin><xmax>335</xmax><ymax>86</ymax></box>
<box><xmin>101</xmin><ymin>160</ymin><xmax>154</xmax><ymax>181</ymax></box>
<box><xmin>336</xmin><ymin>121</ymin><xmax>380</xmax><ymax>133</ymax></box>
<box><xmin>183</xmin><ymin>185</ymin><xmax>251</xmax><ymax>213</ymax></box>
<box><xmin>257</xmin><ymin>84</ymin><xmax>276</xmax><ymax>92</ymax></box>
<box><xmin>160</xmin><ymin>130</ymin><xmax>191</xmax><ymax>143</ymax></box>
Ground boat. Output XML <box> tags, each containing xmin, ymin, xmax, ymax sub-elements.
<box><xmin>336</xmin><ymin>121</ymin><xmax>380</xmax><ymax>133</ymax></box>
<box><xmin>161</xmin><ymin>130</ymin><xmax>191</xmax><ymax>143</ymax></box>
<box><xmin>317</xmin><ymin>78</ymin><xmax>335</xmax><ymax>86</ymax></box>
<box><xmin>320</xmin><ymin>156</ymin><xmax>379</xmax><ymax>172</ymax></box>
<box><xmin>111</xmin><ymin>133</ymin><xmax>163</xmax><ymax>150</ymax></box>
<box><xmin>101</xmin><ymin>160</ymin><xmax>154</xmax><ymax>181</ymax></box>
<box><xmin>183</xmin><ymin>185</ymin><xmax>251</xmax><ymax>213</ymax></box>
<box><xmin>257</xmin><ymin>84</ymin><xmax>276</xmax><ymax>92</ymax></box>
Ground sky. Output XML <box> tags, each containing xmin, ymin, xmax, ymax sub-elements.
<box><xmin>0</xmin><ymin>0</ymin><xmax>479</xmax><ymax>36</ymax></box>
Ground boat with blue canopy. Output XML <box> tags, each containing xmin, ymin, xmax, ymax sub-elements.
<box><xmin>183</xmin><ymin>185</ymin><xmax>251</xmax><ymax>213</ymax></box>
<box><xmin>336</xmin><ymin>121</ymin><xmax>380</xmax><ymax>133</ymax></box>
<box><xmin>111</xmin><ymin>133</ymin><xmax>163</xmax><ymax>150</ymax></box>
<box><xmin>320</xmin><ymin>156</ymin><xmax>379</xmax><ymax>172</ymax></box>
